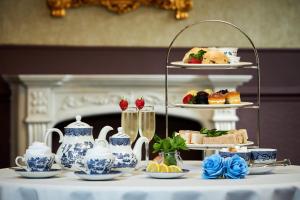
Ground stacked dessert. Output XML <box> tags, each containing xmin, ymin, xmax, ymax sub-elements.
<box><xmin>182</xmin><ymin>89</ymin><xmax>241</xmax><ymax>105</ymax></box>
<box><xmin>176</xmin><ymin>128</ymin><xmax>248</xmax><ymax>145</ymax></box>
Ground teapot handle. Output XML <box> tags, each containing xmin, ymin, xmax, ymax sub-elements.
<box><xmin>44</xmin><ymin>128</ymin><xmax>64</xmax><ymax>145</ymax></box>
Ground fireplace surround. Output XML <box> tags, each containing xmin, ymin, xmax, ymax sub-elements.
<box><xmin>5</xmin><ymin>74</ymin><xmax>252</xmax><ymax>164</ymax></box>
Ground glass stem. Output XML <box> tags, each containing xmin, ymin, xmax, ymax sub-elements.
<box><xmin>145</xmin><ymin>141</ymin><xmax>149</xmax><ymax>162</ymax></box>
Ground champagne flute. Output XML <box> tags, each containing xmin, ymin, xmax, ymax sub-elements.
<box><xmin>138</xmin><ymin>105</ymin><xmax>156</xmax><ymax>161</ymax></box>
<box><xmin>121</xmin><ymin>107</ymin><xmax>138</xmax><ymax>143</ymax></box>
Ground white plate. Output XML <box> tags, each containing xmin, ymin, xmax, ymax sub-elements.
<box><xmin>174</xmin><ymin>102</ymin><xmax>254</xmax><ymax>109</ymax></box>
<box><xmin>249</xmin><ymin>166</ymin><xmax>275</xmax><ymax>175</ymax></box>
<box><xmin>187</xmin><ymin>141</ymin><xmax>254</xmax><ymax>150</ymax></box>
<box><xmin>13</xmin><ymin>168</ymin><xmax>62</xmax><ymax>178</ymax></box>
<box><xmin>74</xmin><ymin>170</ymin><xmax>122</xmax><ymax>181</ymax></box>
<box><xmin>170</xmin><ymin>61</ymin><xmax>253</xmax><ymax>69</ymax></box>
<box><xmin>143</xmin><ymin>169</ymin><xmax>189</xmax><ymax>179</ymax></box>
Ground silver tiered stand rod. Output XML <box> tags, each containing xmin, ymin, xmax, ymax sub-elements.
<box><xmin>165</xmin><ymin>19</ymin><xmax>261</xmax><ymax>148</ymax></box>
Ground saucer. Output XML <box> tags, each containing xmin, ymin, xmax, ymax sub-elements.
<box><xmin>143</xmin><ymin>169</ymin><xmax>190</xmax><ymax>179</ymax></box>
<box><xmin>13</xmin><ymin>168</ymin><xmax>62</xmax><ymax>178</ymax></box>
<box><xmin>249</xmin><ymin>166</ymin><xmax>275</xmax><ymax>175</ymax></box>
<box><xmin>74</xmin><ymin>170</ymin><xmax>122</xmax><ymax>181</ymax></box>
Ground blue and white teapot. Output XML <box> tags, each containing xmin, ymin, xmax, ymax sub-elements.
<box><xmin>45</xmin><ymin>115</ymin><xmax>113</xmax><ymax>171</ymax></box>
<box><xmin>99</xmin><ymin>127</ymin><xmax>148</xmax><ymax>173</ymax></box>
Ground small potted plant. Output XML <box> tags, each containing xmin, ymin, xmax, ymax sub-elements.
<box><xmin>153</xmin><ymin>134</ymin><xmax>188</xmax><ymax>166</ymax></box>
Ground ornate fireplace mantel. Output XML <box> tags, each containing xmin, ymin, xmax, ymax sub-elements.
<box><xmin>5</xmin><ymin>74</ymin><xmax>252</xmax><ymax>164</ymax></box>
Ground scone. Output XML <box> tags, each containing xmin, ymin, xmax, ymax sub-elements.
<box><xmin>202</xmin><ymin>50</ymin><xmax>229</xmax><ymax>64</ymax></box>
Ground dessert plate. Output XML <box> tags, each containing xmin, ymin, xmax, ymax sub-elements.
<box><xmin>249</xmin><ymin>166</ymin><xmax>275</xmax><ymax>175</ymax></box>
<box><xmin>74</xmin><ymin>170</ymin><xmax>122</xmax><ymax>181</ymax></box>
<box><xmin>13</xmin><ymin>168</ymin><xmax>62</xmax><ymax>178</ymax></box>
<box><xmin>170</xmin><ymin>61</ymin><xmax>253</xmax><ymax>69</ymax></box>
<box><xmin>143</xmin><ymin>169</ymin><xmax>189</xmax><ymax>179</ymax></box>
<box><xmin>187</xmin><ymin>141</ymin><xmax>254</xmax><ymax>150</ymax></box>
<box><xmin>174</xmin><ymin>102</ymin><xmax>254</xmax><ymax>109</ymax></box>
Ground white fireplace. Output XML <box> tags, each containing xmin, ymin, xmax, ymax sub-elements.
<box><xmin>5</xmin><ymin>74</ymin><xmax>252</xmax><ymax>164</ymax></box>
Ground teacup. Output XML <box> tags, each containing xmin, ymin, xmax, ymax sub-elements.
<box><xmin>227</xmin><ymin>56</ymin><xmax>241</xmax><ymax>64</ymax></box>
<box><xmin>15</xmin><ymin>142</ymin><xmax>55</xmax><ymax>172</ymax></box>
<box><xmin>218</xmin><ymin>47</ymin><xmax>238</xmax><ymax>57</ymax></box>
<box><xmin>76</xmin><ymin>139</ymin><xmax>115</xmax><ymax>175</ymax></box>
<box><xmin>249</xmin><ymin>148</ymin><xmax>277</xmax><ymax>164</ymax></box>
<box><xmin>219</xmin><ymin>148</ymin><xmax>250</xmax><ymax>164</ymax></box>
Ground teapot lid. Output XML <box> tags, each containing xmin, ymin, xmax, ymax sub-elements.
<box><xmin>65</xmin><ymin>115</ymin><xmax>91</xmax><ymax>128</ymax></box>
<box><xmin>111</xmin><ymin>127</ymin><xmax>130</xmax><ymax>139</ymax></box>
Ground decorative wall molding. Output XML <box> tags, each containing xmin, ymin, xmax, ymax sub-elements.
<box><xmin>47</xmin><ymin>0</ymin><xmax>193</xmax><ymax>19</ymax></box>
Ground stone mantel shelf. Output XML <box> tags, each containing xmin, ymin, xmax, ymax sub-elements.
<box><xmin>5</xmin><ymin>74</ymin><xmax>252</xmax><ymax>165</ymax></box>
<box><xmin>17</xmin><ymin>75</ymin><xmax>252</xmax><ymax>87</ymax></box>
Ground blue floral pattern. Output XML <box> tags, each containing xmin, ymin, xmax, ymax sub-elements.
<box><xmin>112</xmin><ymin>153</ymin><xmax>137</xmax><ymax>168</ymax></box>
<box><xmin>27</xmin><ymin>156</ymin><xmax>54</xmax><ymax>172</ymax></box>
<box><xmin>251</xmin><ymin>151</ymin><xmax>276</xmax><ymax>162</ymax></box>
<box><xmin>64</xmin><ymin>128</ymin><xmax>92</xmax><ymax>136</ymax></box>
<box><xmin>86</xmin><ymin>159</ymin><xmax>113</xmax><ymax>174</ymax></box>
<box><xmin>109</xmin><ymin>138</ymin><xmax>130</xmax><ymax>146</ymax></box>
<box><xmin>60</xmin><ymin>141</ymin><xmax>93</xmax><ymax>169</ymax></box>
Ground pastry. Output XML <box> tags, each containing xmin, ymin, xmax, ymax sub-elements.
<box><xmin>178</xmin><ymin>130</ymin><xmax>192</xmax><ymax>143</ymax></box>
<box><xmin>225</xmin><ymin>91</ymin><xmax>241</xmax><ymax>104</ymax></box>
<box><xmin>183</xmin><ymin>47</ymin><xmax>208</xmax><ymax>63</ymax></box>
<box><xmin>208</xmin><ymin>93</ymin><xmax>225</xmax><ymax>104</ymax></box>
<box><xmin>194</xmin><ymin>91</ymin><xmax>209</xmax><ymax>104</ymax></box>
<box><xmin>202</xmin><ymin>50</ymin><xmax>229</xmax><ymax>64</ymax></box>
<box><xmin>179</xmin><ymin>129</ymin><xmax>248</xmax><ymax>145</ymax></box>
<box><xmin>216</xmin><ymin>89</ymin><xmax>229</xmax><ymax>95</ymax></box>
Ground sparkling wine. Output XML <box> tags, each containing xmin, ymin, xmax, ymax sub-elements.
<box><xmin>139</xmin><ymin>111</ymin><xmax>156</xmax><ymax>141</ymax></box>
<box><xmin>121</xmin><ymin>111</ymin><xmax>138</xmax><ymax>143</ymax></box>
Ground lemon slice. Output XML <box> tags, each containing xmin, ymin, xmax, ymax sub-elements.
<box><xmin>146</xmin><ymin>161</ymin><xmax>160</xmax><ymax>172</ymax></box>
<box><xmin>159</xmin><ymin>163</ymin><xmax>169</xmax><ymax>173</ymax></box>
<box><xmin>168</xmin><ymin>165</ymin><xmax>183</xmax><ymax>173</ymax></box>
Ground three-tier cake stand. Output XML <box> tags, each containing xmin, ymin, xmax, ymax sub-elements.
<box><xmin>164</xmin><ymin>20</ymin><xmax>260</xmax><ymax>153</ymax></box>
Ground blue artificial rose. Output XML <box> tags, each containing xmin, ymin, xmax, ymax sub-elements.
<box><xmin>202</xmin><ymin>154</ymin><xmax>225</xmax><ymax>179</ymax></box>
<box><xmin>224</xmin><ymin>154</ymin><xmax>248</xmax><ymax>179</ymax></box>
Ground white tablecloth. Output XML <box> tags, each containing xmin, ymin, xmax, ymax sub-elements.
<box><xmin>0</xmin><ymin>161</ymin><xmax>300</xmax><ymax>200</ymax></box>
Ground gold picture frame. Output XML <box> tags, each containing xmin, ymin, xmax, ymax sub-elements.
<box><xmin>47</xmin><ymin>0</ymin><xmax>193</xmax><ymax>20</ymax></box>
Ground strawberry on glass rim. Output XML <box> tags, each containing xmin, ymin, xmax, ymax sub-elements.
<box><xmin>135</xmin><ymin>97</ymin><xmax>145</xmax><ymax>110</ymax></box>
<box><xmin>119</xmin><ymin>98</ymin><xmax>129</xmax><ymax>111</ymax></box>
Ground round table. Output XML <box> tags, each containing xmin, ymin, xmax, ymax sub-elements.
<box><xmin>0</xmin><ymin>161</ymin><xmax>299</xmax><ymax>200</ymax></box>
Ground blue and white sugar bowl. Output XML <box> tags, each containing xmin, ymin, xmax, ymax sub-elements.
<box><xmin>99</xmin><ymin>127</ymin><xmax>149</xmax><ymax>173</ymax></box>
<box><xmin>45</xmin><ymin>115</ymin><xmax>113</xmax><ymax>171</ymax></box>
<box><xmin>15</xmin><ymin>142</ymin><xmax>55</xmax><ymax>172</ymax></box>
<box><xmin>77</xmin><ymin>139</ymin><xmax>115</xmax><ymax>175</ymax></box>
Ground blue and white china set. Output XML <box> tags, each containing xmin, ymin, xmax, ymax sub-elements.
<box><xmin>14</xmin><ymin>115</ymin><xmax>149</xmax><ymax>179</ymax></box>
<box><xmin>14</xmin><ymin>115</ymin><xmax>279</xmax><ymax>179</ymax></box>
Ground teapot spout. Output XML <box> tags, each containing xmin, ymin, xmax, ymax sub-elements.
<box><xmin>97</xmin><ymin>126</ymin><xmax>113</xmax><ymax>140</ymax></box>
<box><xmin>133</xmin><ymin>136</ymin><xmax>149</xmax><ymax>163</ymax></box>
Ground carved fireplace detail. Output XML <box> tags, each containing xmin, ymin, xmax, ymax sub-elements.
<box><xmin>5</xmin><ymin>74</ymin><xmax>252</xmax><ymax>164</ymax></box>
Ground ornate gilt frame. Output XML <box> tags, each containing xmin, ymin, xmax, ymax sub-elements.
<box><xmin>47</xmin><ymin>0</ymin><xmax>193</xmax><ymax>19</ymax></box>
